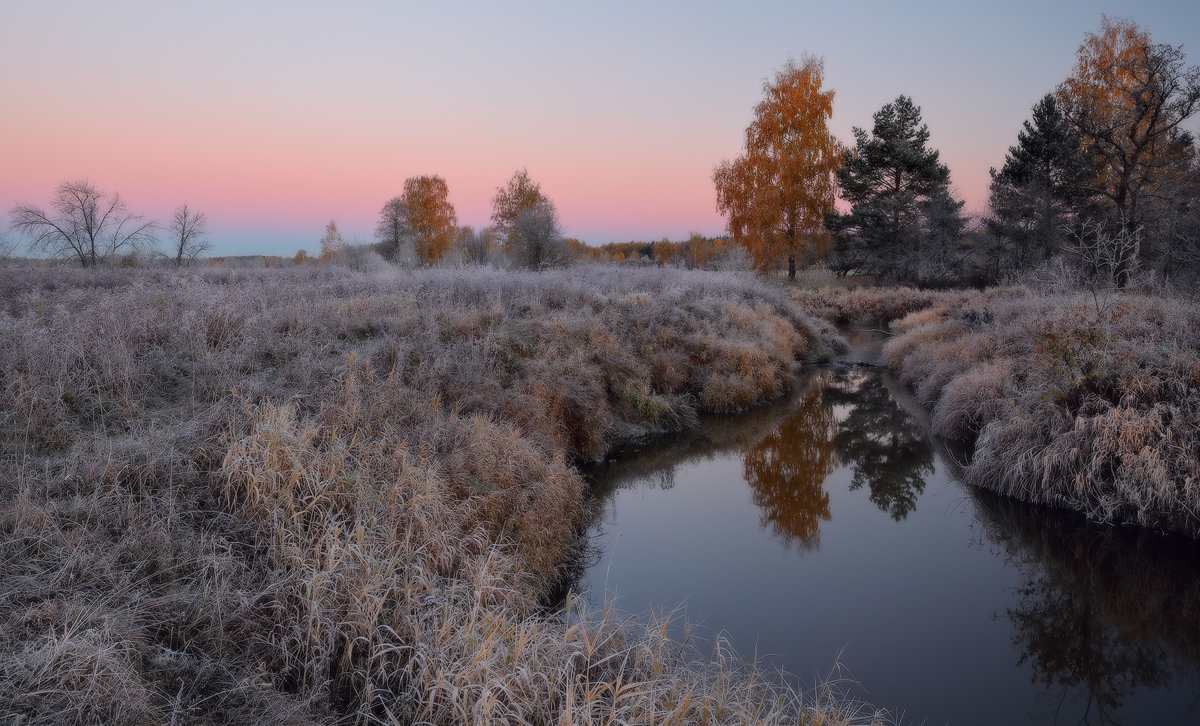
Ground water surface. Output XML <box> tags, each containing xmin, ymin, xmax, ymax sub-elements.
<box><xmin>575</xmin><ymin>354</ymin><xmax>1200</xmax><ymax>725</ymax></box>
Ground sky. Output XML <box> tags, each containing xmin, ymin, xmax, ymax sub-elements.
<box><xmin>2</xmin><ymin>0</ymin><xmax>1199</xmax><ymax>257</ymax></box>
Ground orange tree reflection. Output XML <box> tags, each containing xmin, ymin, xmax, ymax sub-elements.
<box><xmin>742</xmin><ymin>382</ymin><xmax>838</xmax><ymax>550</ymax></box>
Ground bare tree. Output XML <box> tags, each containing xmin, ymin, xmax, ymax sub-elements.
<box><xmin>0</xmin><ymin>226</ymin><xmax>17</xmax><ymax>263</ymax></box>
<box><xmin>1067</xmin><ymin>219</ymin><xmax>1143</xmax><ymax>313</ymax></box>
<box><xmin>509</xmin><ymin>200</ymin><xmax>567</xmax><ymax>270</ymax></box>
<box><xmin>166</xmin><ymin>204</ymin><xmax>209</xmax><ymax>267</ymax></box>
<box><xmin>9</xmin><ymin>179</ymin><xmax>157</xmax><ymax>267</ymax></box>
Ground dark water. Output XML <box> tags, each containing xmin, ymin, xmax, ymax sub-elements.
<box><xmin>574</xmin><ymin>338</ymin><xmax>1200</xmax><ymax>725</ymax></box>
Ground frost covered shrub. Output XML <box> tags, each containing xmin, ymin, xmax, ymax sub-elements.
<box><xmin>885</xmin><ymin>288</ymin><xmax>1200</xmax><ymax>535</ymax></box>
<box><xmin>0</xmin><ymin>264</ymin><xmax>866</xmax><ymax>725</ymax></box>
<box><xmin>333</xmin><ymin>243</ymin><xmax>392</xmax><ymax>272</ymax></box>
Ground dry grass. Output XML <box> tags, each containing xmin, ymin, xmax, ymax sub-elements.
<box><xmin>789</xmin><ymin>286</ymin><xmax>967</xmax><ymax>326</ymax></box>
<box><xmin>0</xmin><ymin>263</ymin><xmax>878</xmax><ymax>724</ymax></box>
<box><xmin>883</xmin><ymin>287</ymin><xmax>1200</xmax><ymax>535</ymax></box>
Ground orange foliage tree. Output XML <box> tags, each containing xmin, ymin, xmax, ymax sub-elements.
<box><xmin>714</xmin><ymin>56</ymin><xmax>842</xmax><ymax>279</ymax></box>
<box><xmin>401</xmin><ymin>175</ymin><xmax>457</xmax><ymax>263</ymax></box>
<box><xmin>743</xmin><ymin>383</ymin><xmax>836</xmax><ymax>550</ymax></box>
<box><xmin>491</xmin><ymin>169</ymin><xmax>547</xmax><ymax>244</ymax></box>
<box><xmin>1057</xmin><ymin>16</ymin><xmax>1200</xmax><ymax>285</ymax></box>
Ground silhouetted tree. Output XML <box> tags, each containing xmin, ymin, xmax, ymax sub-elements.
<box><xmin>509</xmin><ymin>200</ymin><xmax>567</xmax><ymax>270</ymax></box>
<box><xmin>166</xmin><ymin>204</ymin><xmax>209</xmax><ymax>267</ymax></box>
<box><xmin>0</xmin><ymin>226</ymin><xmax>17</xmax><ymax>263</ymax></box>
<box><xmin>10</xmin><ymin>179</ymin><xmax>157</xmax><ymax>267</ymax></box>
<box><xmin>374</xmin><ymin>196</ymin><xmax>414</xmax><ymax>263</ymax></box>
<box><xmin>1058</xmin><ymin>16</ymin><xmax>1200</xmax><ymax>286</ymax></box>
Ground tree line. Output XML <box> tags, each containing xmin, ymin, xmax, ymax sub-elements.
<box><xmin>714</xmin><ymin>17</ymin><xmax>1200</xmax><ymax>288</ymax></box>
<box><xmin>10</xmin><ymin>17</ymin><xmax>1194</xmax><ymax>287</ymax></box>
<box><xmin>4</xmin><ymin>167</ymin><xmax>750</xmax><ymax>272</ymax></box>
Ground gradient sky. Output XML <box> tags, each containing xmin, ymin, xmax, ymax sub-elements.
<box><xmin>3</xmin><ymin>1</ymin><xmax>1199</xmax><ymax>257</ymax></box>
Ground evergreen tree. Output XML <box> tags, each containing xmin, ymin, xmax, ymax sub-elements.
<box><xmin>827</xmin><ymin>95</ymin><xmax>953</xmax><ymax>281</ymax></box>
<box><xmin>986</xmin><ymin>93</ymin><xmax>1092</xmax><ymax>272</ymax></box>
<box><xmin>919</xmin><ymin>184</ymin><xmax>970</xmax><ymax>286</ymax></box>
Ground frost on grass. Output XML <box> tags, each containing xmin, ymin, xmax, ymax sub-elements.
<box><xmin>884</xmin><ymin>287</ymin><xmax>1200</xmax><ymax>536</ymax></box>
<box><xmin>0</xmin><ymin>264</ymin><xmax>874</xmax><ymax>724</ymax></box>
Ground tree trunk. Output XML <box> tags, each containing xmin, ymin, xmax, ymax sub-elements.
<box><xmin>788</xmin><ymin>253</ymin><xmax>796</xmax><ymax>280</ymax></box>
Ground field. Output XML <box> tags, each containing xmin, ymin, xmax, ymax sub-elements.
<box><xmin>0</xmin><ymin>264</ymin><xmax>889</xmax><ymax>725</ymax></box>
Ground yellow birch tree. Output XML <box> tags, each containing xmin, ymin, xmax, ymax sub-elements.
<box><xmin>401</xmin><ymin>175</ymin><xmax>457</xmax><ymax>264</ymax></box>
<box><xmin>714</xmin><ymin>56</ymin><xmax>842</xmax><ymax>279</ymax></box>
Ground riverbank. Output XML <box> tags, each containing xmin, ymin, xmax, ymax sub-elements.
<box><xmin>800</xmin><ymin>284</ymin><xmax>1200</xmax><ymax>537</ymax></box>
<box><xmin>1</xmin><ymin>265</ymin><xmax>884</xmax><ymax>724</ymax></box>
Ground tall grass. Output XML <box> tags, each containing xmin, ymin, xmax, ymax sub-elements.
<box><xmin>788</xmin><ymin>286</ymin><xmax>967</xmax><ymax>326</ymax></box>
<box><xmin>0</xmin><ymin>264</ymin><xmax>878</xmax><ymax>724</ymax></box>
<box><xmin>882</xmin><ymin>287</ymin><xmax>1200</xmax><ymax>535</ymax></box>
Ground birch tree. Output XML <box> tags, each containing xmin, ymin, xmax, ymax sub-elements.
<box><xmin>713</xmin><ymin>56</ymin><xmax>842</xmax><ymax>279</ymax></box>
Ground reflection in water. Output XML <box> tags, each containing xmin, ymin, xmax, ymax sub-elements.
<box><xmin>743</xmin><ymin>382</ymin><xmax>836</xmax><ymax>550</ymax></box>
<box><xmin>586</xmin><ymin>369</ymin><xmax>941</xmax><ymax>552</ymax></box>
<box><xmin>576</xmin><ymin>358</ymin><xmax>1200</xmax><ymax>724</ymax></box>
<box><xmin>972</xmin><ymin>490</ymin><xmax>1200</xmax><ymax>723</ymax></box>
<box><xmin>823</xmin><ymin>371</ymin><xmax>933</xmax><ymax>520</ymax></box>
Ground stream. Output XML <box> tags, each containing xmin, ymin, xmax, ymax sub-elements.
<box><xmin>570</xmin><ymin>332</ymin><xmax>1200</xmax><ymax>725</ymax></box>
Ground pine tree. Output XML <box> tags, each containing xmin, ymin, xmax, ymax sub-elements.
<box><xmin>919</xmin><ymin>184</ymin><xmax>970</xmax><ymax>286</ymax></box>
<box><xmin>827</xmin><ymin>95</ymin><xmax>952</xmax><ymax>281</ymax></box>
<box><xmin>986</xmin><ymin>93</ymin><xmax>1092</xmax><ymax>272</ymax></box>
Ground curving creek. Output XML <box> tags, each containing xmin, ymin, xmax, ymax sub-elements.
<box><xmin>566</xmin><ymin>331</ymin><xmax>1200</xmax><ymax>725</ymax></box>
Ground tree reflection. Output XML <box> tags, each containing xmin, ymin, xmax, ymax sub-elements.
<box><xmin>742</xmin><ymin>383</ymin><xmax>837</xmax><ymax>550</ymax></box>
<box><xmin>823</xmin><ymin>371</ymin><xmax>933</xmax><ymax>520</ymax></box>
<box><xmin>973</xmin><ymin>490</ymin><xmax>1200</xmax><ymax>723</ymax></box>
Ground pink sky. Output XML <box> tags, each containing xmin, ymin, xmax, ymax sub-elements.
<box><xmin>3</xmin><ymin>1</ymin><xmax>1198</xmax><ymax>256</ymax></box>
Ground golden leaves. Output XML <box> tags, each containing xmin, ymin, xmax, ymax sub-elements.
<box><xmin>714</xmin><ymin>57</ymin><xmax>842</xmax><ymax>277</ymax></box>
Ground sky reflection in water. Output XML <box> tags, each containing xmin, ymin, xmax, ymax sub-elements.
<box><xmin>576</xmin><ymin>368</ymin><xmax>1200</xmax><ymax>725</ymax></box>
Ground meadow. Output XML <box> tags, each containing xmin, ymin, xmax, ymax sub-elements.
<box><xmin>0</xmin><ymin>264</ymin><xmax>891</xmax><ymax>725</ymax></box>
<box><xmin>6</xmin><ymin>258</ymin><xmax>1200</xmax><ymax>724</ymax></box>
